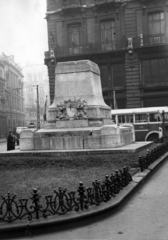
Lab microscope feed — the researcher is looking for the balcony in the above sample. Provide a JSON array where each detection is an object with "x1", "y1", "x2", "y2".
[
  {"x1": 133, "y1": 34, "x2": 167, "y2": 48},
  {"x1": 95, "y1": 0, "x2": 116, "y2": 4},
  {"x1": 101, "y1": 42, "x2": 116, "y2": 51},
  {"x1": 56, "y1": 39, "x2": 127, "y2": 57},
  {"x1": 62, "y1": 0, "x2": 84, "y2": 9}
]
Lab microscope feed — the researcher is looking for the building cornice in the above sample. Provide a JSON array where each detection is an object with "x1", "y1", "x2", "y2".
[
  {"x1": 0, "y1": 54, "x2": 23, "y2": 77},
  {"x1": 46, "y1": 0, "x2": 125, "y2": 16},
  {"x1": 5, "y1": 61, "x2": 24, "y2": 77}
]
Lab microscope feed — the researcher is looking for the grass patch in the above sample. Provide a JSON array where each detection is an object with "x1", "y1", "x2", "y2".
[{"x1": 0, "y1": 144, "x2": 156, "y2": 198}]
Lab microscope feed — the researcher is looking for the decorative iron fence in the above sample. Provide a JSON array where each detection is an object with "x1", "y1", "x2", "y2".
[
  {"x1": 138, "y1": 140, "x2": 168, "y2": 172},
  {"x1": 1, "y1": 141, "x2": 168, "y2": 224},
  {"x1": 0, "y1": 167, "x2": 132, "y2": 223}
]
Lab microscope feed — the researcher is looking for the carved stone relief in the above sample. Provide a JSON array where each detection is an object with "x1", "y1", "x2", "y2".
[{"x1": 56, "y1": 98, "x2": 88, "y2": 121}]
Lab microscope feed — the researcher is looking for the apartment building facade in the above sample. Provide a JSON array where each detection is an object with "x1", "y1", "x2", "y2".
[
  {"x1": 0, "y1": 53, "x2": 25, "y2": 136},
  {"x1": 45, "y1": 0, "x2": 168, "y2": 109},
  {"x1": 0, "y1": 60, "x2": 7, "y2": 139}
]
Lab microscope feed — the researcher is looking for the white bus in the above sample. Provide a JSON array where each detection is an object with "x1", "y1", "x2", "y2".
[{"x1": 111, "y1": 106, "x2": 168, "y2": 142}]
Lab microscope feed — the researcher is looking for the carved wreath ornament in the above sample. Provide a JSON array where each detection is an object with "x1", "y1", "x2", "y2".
[{"x1": 56, "y1": 98, "x2": 88, "y2": 121}]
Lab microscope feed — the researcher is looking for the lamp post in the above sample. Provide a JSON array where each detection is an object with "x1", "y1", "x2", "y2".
[
  {"x1": 33, "y1": 85, "x2": 40, "y2": 129},
  {"x1": 36, "y1": 85, "x2": 40, "y2": 129}
]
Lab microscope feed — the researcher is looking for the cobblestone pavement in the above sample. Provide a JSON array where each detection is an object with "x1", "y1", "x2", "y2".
[{"x1": 8, "y1": 157, "x2": 168, "y2": 240}]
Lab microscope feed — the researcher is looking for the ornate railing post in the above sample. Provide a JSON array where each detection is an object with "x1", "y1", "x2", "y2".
[
  {"x1": 146, "y1": 149, "x2": 150, "y2": 167},
  {"x1": 110, "y1": 173, "x2": 115, "y2": 197},
  {"x1": 77, "y1": 182, "x2": 88, "y2": 210},
  {"x1": 124, "y1": 167, "x2": 132, "y2": 182},
  {"x1": 139, "y1": 156, "x2": 144, "y2": 172},
  {"x1": 31, "y1": 189, "x2": 41, "y2": 219},
  {"x1": 114, "y1": 170, "x2": 120, "y2": 194},
  {"x1": 103, "y1": 175, "x2": 111, "y2": 201},
  {"x1": 92, "y1": 180, "x2": 103, "y2": 205},
  {"x1": 119, "y1": 169, "x2": 124, "y2": 188}
]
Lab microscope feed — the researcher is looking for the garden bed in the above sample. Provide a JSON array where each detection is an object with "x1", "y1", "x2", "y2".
[{"x1": 0, "y1": 143, "x2": 156, "y2": 198}]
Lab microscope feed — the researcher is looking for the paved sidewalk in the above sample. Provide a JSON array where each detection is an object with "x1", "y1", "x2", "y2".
[{"x1": 0, "y1": 138, "x2": 6, "y2": 143}]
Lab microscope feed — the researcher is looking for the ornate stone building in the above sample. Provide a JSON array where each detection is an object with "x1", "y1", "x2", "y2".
[
  {"x1": 0, "y1": 59, "x2": 7, "y2": 139},
  {"x1": 45, "y1": 0, "x2": 168, "y2": 109},
  {"x1": 0, "y1": 53, "x2": 25, "y2": 136}
]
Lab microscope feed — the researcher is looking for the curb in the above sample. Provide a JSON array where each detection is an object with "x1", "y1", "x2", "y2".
[
  {"x1": 0, "y1": 151, "x2": 168, "y2": 238},
  {"x1": 0, "y1": 142, "x2": 153, "y2": 157}
]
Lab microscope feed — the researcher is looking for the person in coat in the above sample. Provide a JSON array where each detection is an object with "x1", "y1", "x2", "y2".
[{"x1": 7, "y1": 132, "x2": 14, "y2": 151}]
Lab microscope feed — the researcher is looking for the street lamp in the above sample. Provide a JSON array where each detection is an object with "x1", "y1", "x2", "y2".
[{"x1": 33, "y1": 85, "x2": 40, "y2": 130}]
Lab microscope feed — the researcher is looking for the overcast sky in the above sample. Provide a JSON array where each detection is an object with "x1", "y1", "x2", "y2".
[{"x1": 0, "y1": 0, "x2": 48, "y2": 66}]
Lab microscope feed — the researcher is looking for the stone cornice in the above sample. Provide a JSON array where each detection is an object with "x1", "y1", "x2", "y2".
[
  {"x1": 46, "y1": 1, "x2": 125, "y2": 16},
  {"x1": 2, "y1": 61, "x2": 24, "y2": 78}
]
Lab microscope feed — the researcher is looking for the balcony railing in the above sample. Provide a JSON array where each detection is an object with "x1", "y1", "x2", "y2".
[
  {"x1": 95, "y1": 0, "x2": 115, "y2": 5},
  {"x1": 62, "y1": 0, "x2": 83, "y2": 8},
  {"x1": 133, "y1": 34, "x2": 167, "y2": 48},
  {"x1": 56, "y1": 39, "x2": 127, "y2": 57}
]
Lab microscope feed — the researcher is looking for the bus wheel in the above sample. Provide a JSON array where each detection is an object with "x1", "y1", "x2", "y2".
[{"x1": 147, "y1": 133, "x2": 159, "y2": 142}]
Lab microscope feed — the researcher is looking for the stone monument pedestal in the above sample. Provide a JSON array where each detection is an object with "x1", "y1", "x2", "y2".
[{"x1": 20, "y1": 60, "x2": 135, "y2": 151}]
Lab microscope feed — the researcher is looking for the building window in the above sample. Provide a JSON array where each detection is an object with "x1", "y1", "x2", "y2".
[
  {"x1": 34, "y1": 74, "x2": 37, "y2": 82},
  {"x1": 148, "y1": 12, "x2": 165, "y2": 44},
  {"x1": 100, "y1": 20, "x2": 115, "y2": 51},
  {"x1": 148, "y1": 12, "x2": 164, "y2": 35},
  {"x1": 27, "y1": 74, "x2": 32, "y2": 82},
  {"x1": 100, "y1": 20, "x2": 115, "y2": 43},
  {"x1": 29, "y1": 98, "x2": 33, "y2": 106},
  {"x1": 40, "y1": 98, "x2": 44, "y2": 105},
  {"x1": 38, "y1": 73, "x2": 42, "y2": 81},
  {"x1": 29, "y1": 87, "x2": 33, "y2": 93},
  {"x1": 100, "y1": 65, "x2": 109, "y2": 88},
  {"x1": 142, "y1": 58, "x2": 168, "y2": 85},
  {"x1": 112, "y1": 64, "x2": 125, "y2": 87},
  {"x1": 68, "y1": 24, "x2": 81, "y2": 47},
  {"x1": 100, "y1": 63, "x2": 125, "y2": 89},
  {"x1": 144, "y1": 97, "x2": 168, "y2": 107},
  {"x1": 39, "y1": 87, "x2": 43, "y2": 93},
  {"x1": 0, "y1": 69, "x2": 3, "y2": 78}
]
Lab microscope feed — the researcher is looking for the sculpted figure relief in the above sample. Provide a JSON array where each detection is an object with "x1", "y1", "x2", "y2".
[{"x1": 56, "y1": 98, "x2": 88, "y2": 121}]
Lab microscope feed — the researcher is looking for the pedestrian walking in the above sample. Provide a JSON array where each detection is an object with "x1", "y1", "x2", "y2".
[{"x1": 7, "y1": 132, "x2": 14, "y2": 151}]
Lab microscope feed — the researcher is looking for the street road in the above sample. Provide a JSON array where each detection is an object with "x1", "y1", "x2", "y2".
[
  {"x1": 0, "y1": 141, "x2": 19, "y2": 152},
  {"x1": 10, "y1": 157, "x2": 168, "y2": 240},
  {"x1": 0, "y1": 142, "x2": 7, "y2": 152}
]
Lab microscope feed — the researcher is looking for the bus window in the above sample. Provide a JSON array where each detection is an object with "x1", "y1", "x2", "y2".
[
  {"x1": 164, "y1": 113, "x2": 168, "y2": 121},
  {"x1": 118, "y1": 115, "x2": 125, "y2": 124},
  {"x1": 112, "y1": 115, "x2": 116, "y2": 123},
  {"x1": 125, "y1": 115, "x2": 133, "y2": 123},
  {"x1": 149, "y1": 113, "x2": 161, "y2": 122},
  {"x1": 135, "y1": 114, "x2": 148, "y2": 123}
]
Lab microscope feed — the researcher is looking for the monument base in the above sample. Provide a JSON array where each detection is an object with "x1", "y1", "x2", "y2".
[{"x1": 20, "y1": 124, "x2": 135, "y2": 151}]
